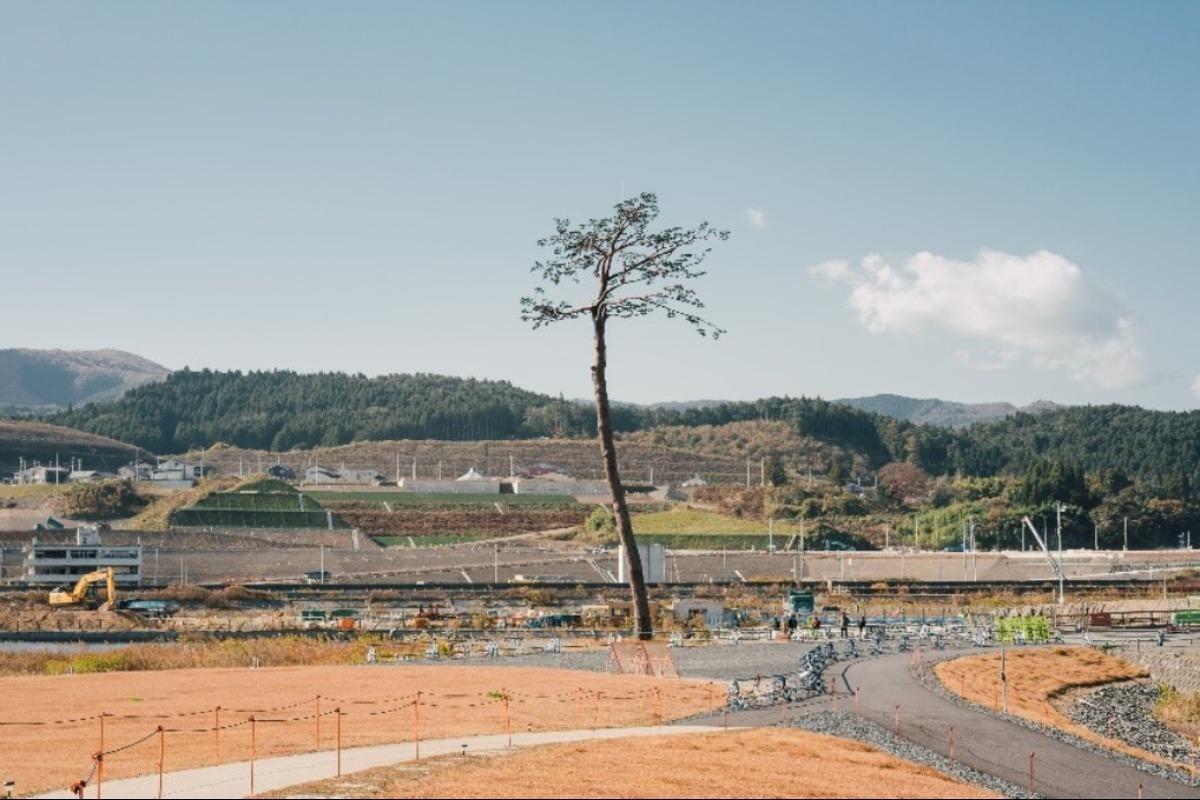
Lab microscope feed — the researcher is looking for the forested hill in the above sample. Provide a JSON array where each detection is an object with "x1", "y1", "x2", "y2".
[
  {"x1": 950, "y1": 405, "x2": 1200, "y2": 482},
  {"x1": 32, "y1": 369, "x2": 1200, "y2": 483},
  {"x1": 37, "y1": 370, "x2": 903, "y2": 458}
]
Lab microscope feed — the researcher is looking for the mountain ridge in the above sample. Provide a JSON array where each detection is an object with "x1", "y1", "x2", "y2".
[
  {"x1": 0, "y1": 348, "x2": 169, "y2": 409},
  {"x1": 835, "y1": 393, "x2": 1062, "y2": 428}
]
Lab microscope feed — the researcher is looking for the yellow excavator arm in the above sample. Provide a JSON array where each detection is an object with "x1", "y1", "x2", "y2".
[{"x1": 48, "y1": 567, "x2": 116, "y2": 608}]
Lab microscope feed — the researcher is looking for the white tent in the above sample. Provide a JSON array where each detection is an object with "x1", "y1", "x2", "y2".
[{"x1": 457, "y1": 467, "x2": 487, "y2": 481}]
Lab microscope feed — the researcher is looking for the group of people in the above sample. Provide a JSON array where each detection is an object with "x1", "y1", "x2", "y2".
[{"x1": 772, "y1": 611, "x2": 869, "y2": 639}]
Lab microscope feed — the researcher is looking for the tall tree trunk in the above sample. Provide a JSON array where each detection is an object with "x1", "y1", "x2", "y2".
[{"x1": 591, "y1": 312, "x2": 654, "y2": 639}]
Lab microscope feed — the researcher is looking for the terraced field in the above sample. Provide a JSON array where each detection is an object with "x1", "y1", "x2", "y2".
[
  {"x1": 305, "y1": 491, "x2": 580, "y2": 508},
  {"x1": 170, "y1": 482, "x2": 345, "y2": 529}
]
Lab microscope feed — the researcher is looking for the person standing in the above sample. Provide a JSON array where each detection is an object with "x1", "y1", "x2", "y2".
[
  {"x1": 840, "y1": 611, "x2": 850, "y2": 639},
  {"x1": 858, "y1": 614, "x2": 867, "y2": 639}
]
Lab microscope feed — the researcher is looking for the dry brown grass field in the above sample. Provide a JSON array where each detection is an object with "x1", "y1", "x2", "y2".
[
  {"x1": 0, "y1": 664, "x2": 720, "y2": 796},
  {"x1": 264, "y1": 727, "x2": 998, "y2": 799}
]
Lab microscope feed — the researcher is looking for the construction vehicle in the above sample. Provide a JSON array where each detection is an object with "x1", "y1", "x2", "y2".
[{"x1": 48, "y1": 567, "x2": 117, "y2": 610}]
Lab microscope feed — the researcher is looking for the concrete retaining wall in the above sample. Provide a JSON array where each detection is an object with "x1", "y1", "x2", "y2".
[
  {"x1": 398, "y1": 480, "x2": 501, "y2": 494},
  {"x1": 1120, "y1": 649, "x2": 1200, "y2": 693}
]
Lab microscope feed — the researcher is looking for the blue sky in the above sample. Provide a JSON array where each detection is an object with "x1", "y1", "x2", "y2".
[{"x1": 2, "y1": 2, "x2": 1197, "y2": 408}]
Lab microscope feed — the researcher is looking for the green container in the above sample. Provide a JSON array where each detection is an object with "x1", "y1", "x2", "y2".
[{"x1": 788, "y1": 589, "x2": 814, "y2": 614}]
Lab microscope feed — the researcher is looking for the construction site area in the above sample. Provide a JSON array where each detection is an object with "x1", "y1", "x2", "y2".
[{"x1": 3, "y1": 477, "x2": 1200, "y2": 799}]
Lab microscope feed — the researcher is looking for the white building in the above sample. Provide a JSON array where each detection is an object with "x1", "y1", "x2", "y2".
[
  {"x1": 119, "y1": 463, "x2": 153, "y2": 481},
  {"x1": 68, "y1": 470, "x2": 114, "y2": 483},
  {"x1": 617, "y1": 542, "x2": 667, "y2": 583},
  {"x1": 303, "y1": 465, "x2": 384, "y2": 485},
  {"x1": 151, "y1": 459, "x2": 214, "y2": 482},
  {"x1": 13, "y1": 466, "x2": 71, "y2": 485},
  {"x1": 23, "y1": 526, "x2": 143, "y2": 586}
]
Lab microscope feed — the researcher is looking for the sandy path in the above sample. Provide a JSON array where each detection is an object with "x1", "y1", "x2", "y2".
[{"x1": 33, "y1": 726, "x2": 730, "y2": 799}]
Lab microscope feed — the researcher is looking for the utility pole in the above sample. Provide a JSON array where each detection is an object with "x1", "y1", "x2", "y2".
[
  {"x1": 1056, "y1": 503, "x2": 1064, "y2": 557},
  {"x1": 396, "y1": 452, "x2": 401, "y2": 484},
  {"x1": 799, "y1": 520, "x2": 805, "y2": 581},
  {"x1": 970, "y1": 519, "x2": 977, "y2": 582},
  {"x1": 1094, "y1": 521, "x2": 1099, "y2": 551},
  {"x1": 412, "y1": 457, "x2": 417, "y2": 481},
  {"x1": 760, "y1": 458, "x2": 765, "y2": 487},
  {"x1": 745, "y1": 459, "x2": 751, "y2": 488},
  {"x1": 768, "y1": 517, "x2": 774, "y2": 552},
  {"x1": 962, "y1": 518, "x2": 967, "y2": 571},
  {"x1": 1123, "y1": 516, "x2": 1128, "y2": 551}
]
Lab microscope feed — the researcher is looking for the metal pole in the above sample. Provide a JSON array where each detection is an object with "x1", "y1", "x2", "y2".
[
  {"x1": 1056, "y1": 503, "x2": 1063, "y2": 556},
  {"x1": 504, "y1": 696, "x2": 512, "y2": 745},
  {"x1": 97, "y1": 714, "x2": 105, "y2": 800},
  {"x1": 157, "y1": 726, "x2": 164, "y2": 800},
  {"x1": 214, "y1": 706, "x2": 220, "y2": 761},
  {"x1": 316, "y1": 696, "x2": 321, "y2": 748},
  {"x1": 1001, "y1": 646, "x2": 1008, "y2": 712},
  {"x1": 414, "y1": 692, "x2": 421, "y2": 761},
  {"x1": 336, "y1": 708, "x2": 342, "y2": 776},
  {"x1": 249, "y1": 717, "x2": 256, "y2": 799}
]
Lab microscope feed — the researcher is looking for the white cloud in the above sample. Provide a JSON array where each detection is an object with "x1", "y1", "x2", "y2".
[
  {"x1": 809, "y1": 259, "x2": 849, "y2": 281},
  {"x1": 1192, "y1": 374, "x2": 1200, "y2": 401},
  {"x1": 743, "y1": 208, "x2": 767, "y2": 230},
  {"x1": 811, "y1": 249, "x2": 1146, "y2": 389}
]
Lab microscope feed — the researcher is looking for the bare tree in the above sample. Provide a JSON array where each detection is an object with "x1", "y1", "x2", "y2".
[{"x1": 521, "y1": 192, "x2": 728, "y2": 639}]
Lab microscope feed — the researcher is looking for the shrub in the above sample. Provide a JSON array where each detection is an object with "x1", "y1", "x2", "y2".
[{"x1": 57, "y1": 479, "x2": 146, "y2": 520}]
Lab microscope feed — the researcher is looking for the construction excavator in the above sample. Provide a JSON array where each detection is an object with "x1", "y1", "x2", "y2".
[{"x1": 48, "y1": 567, "x2": 117, "y2": 611}]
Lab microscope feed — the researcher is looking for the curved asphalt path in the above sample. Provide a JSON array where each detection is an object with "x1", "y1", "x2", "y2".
[
  {"x1": 837, "y1": 653, "x2": 1196, "y2": 799},
  {"x1": 697, "y1": 649, "x2": 1197, "y2": 798}
]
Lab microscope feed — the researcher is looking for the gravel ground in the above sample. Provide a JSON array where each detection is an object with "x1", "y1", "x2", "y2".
[
  {"x1": 460, "y1": 640, "x2": 812, "y2": 681},
  {"x1": 913, "y1": 656, "x2": 1200, "y2": 788},
  {"x1": 1063, "y1": 682, "x2": 1198, "y2": 764},
  {"x1": 787, "y1": 710, "x2": 1036, "y2": 798}
]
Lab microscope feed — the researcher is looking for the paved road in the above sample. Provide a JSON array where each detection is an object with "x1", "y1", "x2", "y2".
[
  {"x1": 33, "y1": 725, "x2": 731, "y2": 800},
  {"x1": 838, "y1": 653, "x2": 1197, "y2": 799}
]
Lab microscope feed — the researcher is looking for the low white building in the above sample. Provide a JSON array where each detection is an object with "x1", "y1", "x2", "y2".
[
  {"x1": 510, "y1": 471, "x2": 610, "y2": 495},
  {"x1": 304, "y1": 466, "x2": 384, "y2": 485},
  {"x1": 118, "y1": 463, "x2": 153, "y2": 481},
  {"x1": 13, "y1": 466, "x2": 71, "y2": 485},
  {"x1": 617, "y1": 542, "x2": 667, "y2": 583},
  {"x1": 68, "y1": 470, "x2": 114, "y2": 483},
  {"x1": 151, "y1": 459, "x2": 214, "y2": 482},
  {"x1": 24, "y1": 526, "x2": 143, "y2": 586},
  {"x1": 672, "y1": 600, "x2": 725, "y2": 627}
]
